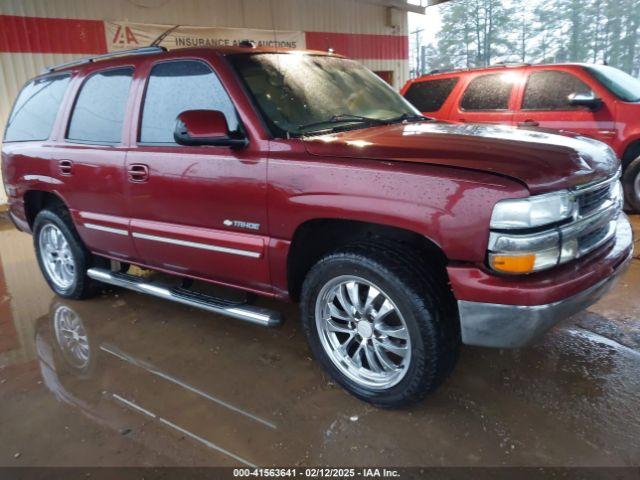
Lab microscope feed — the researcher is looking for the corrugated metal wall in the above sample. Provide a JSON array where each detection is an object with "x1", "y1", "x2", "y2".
[
  {"x1": 0, "y1": 0, "x2": 410, "y2": 205},
  {"x1": 0, "y1": 0, "x2": 407, "y2": 35}
]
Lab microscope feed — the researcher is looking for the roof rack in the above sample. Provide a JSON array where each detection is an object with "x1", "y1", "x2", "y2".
[
  {"x1": 491, "y1": 62, "x2": 530, "y2": 67},
  {"x1": 42, "y1": 46, "x2": 166, "y2": 74},
  {"x1": 420, "y1": 62, "x2": 532, "y2": 77}
]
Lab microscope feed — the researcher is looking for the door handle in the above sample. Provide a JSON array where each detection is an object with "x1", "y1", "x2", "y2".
[
  {"x1": 59, "y1": 160, "x2": 73, "y2": 176},
  {"x1": 517, "y1": 120, "x2": 540, "y2": 127},
  {"x1": 128, "y1": 164, "x2": 149, "y2": 183}
]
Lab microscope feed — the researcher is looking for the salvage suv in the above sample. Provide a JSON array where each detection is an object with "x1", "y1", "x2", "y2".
[
  {"x1": 401, "y1": 63, "x2": 640, "y2": 211},
  {"x1": 2, "y1": 46, "x2": 633, "y2": 407}
]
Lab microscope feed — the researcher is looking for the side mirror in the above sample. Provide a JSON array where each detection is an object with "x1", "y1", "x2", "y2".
[
  {"x1": 568, "y1": 92, "x2": 603, "y2": 111},
  {"x1": 174, "y1": 110, "x2": 247, "y2": 148}
]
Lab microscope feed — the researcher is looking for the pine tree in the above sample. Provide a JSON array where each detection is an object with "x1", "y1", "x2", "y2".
[
  {"x1": 433, "y1": 0, "x2": 517, "y2": 69},
  {"x1": 419, "y1": 0, "x2": 640, "y2": 77},
  {"x1": 530, "y1": 1, "x2": 563, "y2": 63},
  {"x1": 619, "y1": 0, "x2": 640, "y2": 74},
  {"x1": 435, "y1": 0, "x2": 473, "y2": 69}
]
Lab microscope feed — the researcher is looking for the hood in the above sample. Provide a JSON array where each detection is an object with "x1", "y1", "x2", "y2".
[{"x1": 303, "y1": 122, "x2": 619, "y2": 194}]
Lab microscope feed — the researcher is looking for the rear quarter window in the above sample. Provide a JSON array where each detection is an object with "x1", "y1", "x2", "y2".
[
  {"x1": 4, "y1": 74, "x2": 70, "y2": 142},
  {"x1": 403, "y1": 77, "x2": 459, "y2": 112}
]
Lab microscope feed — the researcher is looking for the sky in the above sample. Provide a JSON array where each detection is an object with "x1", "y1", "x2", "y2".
[{"x1": 408, "y1": 4, "x2": 442, "y2": 45}]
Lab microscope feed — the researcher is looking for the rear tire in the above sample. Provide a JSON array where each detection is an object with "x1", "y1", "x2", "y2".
[
  {"x1": 622, "y1": 156, "x2": 640, "y2": 213},
  {"x1": 33, "y1": 207, "x2": 106, "y2": 299},
  {"x1": 300, "y1": 242, "x2": 459, "y2": 408}
]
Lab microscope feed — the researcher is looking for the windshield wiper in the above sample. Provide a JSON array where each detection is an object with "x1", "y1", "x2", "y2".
[
  {"x1": 297, "y1": 113, "x2": 434, "y2": 136},
  {"x1": 298, "y1": 114, "x2": 388, "y2": 132},
  {"x1": 383, "y1": 113, "x2": 435, "y2": 124}
]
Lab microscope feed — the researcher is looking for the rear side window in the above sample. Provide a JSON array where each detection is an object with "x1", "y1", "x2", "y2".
[
  {"x1": 4, "y1": 75, "x2": 70, "y2": 142},
  {"x1": 67, "y1": 67, "x2": 134, "y2": 144},
  {"x1": 461, "y1": 74, "x2": 513, "y2": 111},
  {"x1": 404, "y1": 78, "x2": 459, "y2": 112},
  {"x1": 523, "y1": 70, "x2": 593, "y2": 110},
  {"x1": 140, "y1": 60, "x2": 238, "y2": 144}
]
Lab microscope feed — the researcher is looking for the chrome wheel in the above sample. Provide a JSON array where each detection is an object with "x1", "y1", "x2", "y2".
[
  {"x1": 39, "y1": 224, "x2": 76, "y2": 289},
  {"x1": 315, "y1": 276, "x2": 411, "y2": 390},
  {"x1": 53, "y1": 305, "x2": 90, "y2": 370},
  {"x1": 634, "y1": 171, "x2": 640, "y2": 202}
]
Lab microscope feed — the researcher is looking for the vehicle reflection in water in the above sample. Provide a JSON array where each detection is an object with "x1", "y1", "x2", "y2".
[{"x1": 36, "y1": 299, "x2": 300, "y2": 466}]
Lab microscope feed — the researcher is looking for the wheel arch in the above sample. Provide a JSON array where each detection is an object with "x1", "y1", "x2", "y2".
[
  {"x1": 286, "y1": 218, "x2": 448, "y2": 301},
  {"x1": 622, "y1": 138, "x2": 640, "y2": 171},
  {"x1": 23, "y1": 190, "x2": 68, "y2": 229}
]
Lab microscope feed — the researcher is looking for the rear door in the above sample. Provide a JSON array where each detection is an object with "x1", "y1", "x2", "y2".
[
  {"x1": 52, "y1": 66, "x2": 138, "y2": 261},
  {"x1": 452, "y1": 71, "x2": 522, "y2": 125},
  {"x1": 513, "y1": 68, "x2": 617, "y2": 144},
  {"x1": 125, "y1": 58, "x2": 271, "y2": 293}
]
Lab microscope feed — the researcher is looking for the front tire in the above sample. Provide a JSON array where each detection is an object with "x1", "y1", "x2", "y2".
[
  {"x1": 623, "y1": 156, "x2": 640, "y2": 213},
  {"x1": 33, "y1": 207, "x2": 105, "y2": 299},
  {"x1": 300, "y1": 243, "x2": 459, "y2": 408}
]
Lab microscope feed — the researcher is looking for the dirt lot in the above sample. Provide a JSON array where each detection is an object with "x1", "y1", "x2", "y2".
[{"x1": 0, "y1": 215, "x2": 639, "y2": 467}]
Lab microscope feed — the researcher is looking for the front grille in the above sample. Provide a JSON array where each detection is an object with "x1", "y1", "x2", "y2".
[
  {"x1": 578, "y1": 223, "x2": 610, "y2": 253},
  {"x1": 577, "y1": 183, "x2": 611, "y2": 216}
]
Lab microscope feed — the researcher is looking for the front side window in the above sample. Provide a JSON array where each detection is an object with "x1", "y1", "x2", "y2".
[
  {"x1": 522, "y1": 70, "x2": 592, "y2": 110},
  {"x1": 140, "y1": 60, "x2": 238, "y2": 144},
  {"x1": 4, "y1": 74, "x2": 70, "y2": 142},
  {"x1": 67, "y1": 67, "x2": 133, "y2": 144},
  {"x1": 404, "y1": 77, "x2": 459, "y2": 113},
  {"x1": 461, "y1": 73, "x2": 514, "y2": 111},
  {"x1": 227, "y1": 53, "x2": 418, "y2": 137}
]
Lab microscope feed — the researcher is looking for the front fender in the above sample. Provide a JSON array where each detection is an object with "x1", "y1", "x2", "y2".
[{"x1": 267, "y1": 154, "x2": 527, "y2": 263}]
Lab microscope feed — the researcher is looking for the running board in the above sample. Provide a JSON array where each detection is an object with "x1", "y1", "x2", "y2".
[{"x1": 87, "y1": 268, "x2": 282, "y2": 327}]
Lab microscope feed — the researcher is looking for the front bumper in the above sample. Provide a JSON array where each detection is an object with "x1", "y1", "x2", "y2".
[{"x1": 457, "y1": 215, "x2": 633, "y2": 348}]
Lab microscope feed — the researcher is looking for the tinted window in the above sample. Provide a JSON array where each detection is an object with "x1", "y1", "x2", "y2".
[
  {"x1": 523, "y1": 71, "x2": 593, "y2": 110},
  {"x1": 461, "y1": 74, "x2": 514, "y2": 110},
  {"x1": 404, "y1": 78, "x2": 459, "y2": 112},
  {"x1": 4, "y1": 75, "x2": 70, "y2": 142},
  {"x1": 68, "y1": 68, "x2": 133, "y2": 143},
  {"x1": 140, "y1": 60, "x2": 238, "y2": 143}
]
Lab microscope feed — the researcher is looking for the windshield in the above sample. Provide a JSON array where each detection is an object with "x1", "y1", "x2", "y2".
[
  {"x1": 585, "y1": 65, "x2": 640, "y2": 102},
  {"x1": 228, "y1": 53, "x2": 420, "y2": 136}
]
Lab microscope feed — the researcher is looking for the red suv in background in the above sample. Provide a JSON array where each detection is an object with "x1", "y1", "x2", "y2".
[{"x1": 401, "y1": 63, "x2": 640, "y2": 211}]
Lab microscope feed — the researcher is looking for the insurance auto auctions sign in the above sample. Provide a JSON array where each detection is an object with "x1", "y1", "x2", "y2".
[{"x1": 105, "y1": 21, "x2": 306, "y2": 52}]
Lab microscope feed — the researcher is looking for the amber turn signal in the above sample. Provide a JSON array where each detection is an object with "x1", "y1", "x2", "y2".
[{"x1": 490, "y1": 253, "x2": 536, "y2": 274}]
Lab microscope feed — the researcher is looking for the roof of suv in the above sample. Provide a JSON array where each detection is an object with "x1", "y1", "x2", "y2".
[
  {"x1": 41, "y1": 45, "x2": 342, "y2": 77},
  {"x1": 410, "y1": 62, "x2": 594, "y2": 82}
]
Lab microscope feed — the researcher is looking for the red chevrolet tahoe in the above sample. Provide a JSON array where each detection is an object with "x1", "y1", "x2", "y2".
[
  {"x1": 1, "y1": 46, "x2": 633, "y2": 407},
  {"x1": 401, "y1": 63, "x2": 640, "y2": 211}
]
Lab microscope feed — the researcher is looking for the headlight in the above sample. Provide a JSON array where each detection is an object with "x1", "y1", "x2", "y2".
[
  {"x1": 490, "y1": 191, "x2": 576, "y2": 230},
  {"x1": 487, "y1": 180, "x2": 621, "y2": 274}
]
